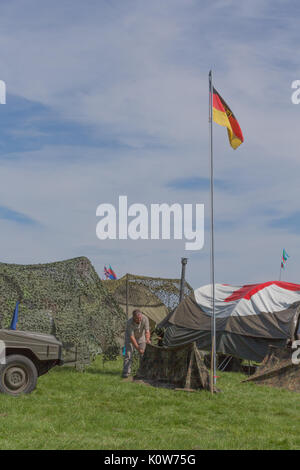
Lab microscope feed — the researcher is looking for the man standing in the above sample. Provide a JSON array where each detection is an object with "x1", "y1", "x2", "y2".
[{"x1": 122, "y1": 309, "x2": 151, "y2": 378}]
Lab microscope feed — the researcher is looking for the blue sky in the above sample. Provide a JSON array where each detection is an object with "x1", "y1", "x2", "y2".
[{"x1": 0, "y1": 0, "x2": 300, "y2": 287}]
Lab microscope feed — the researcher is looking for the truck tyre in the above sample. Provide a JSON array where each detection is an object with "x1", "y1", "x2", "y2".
[{"x1": 0, "y1": 355, "x2": 38, "y2": 396}]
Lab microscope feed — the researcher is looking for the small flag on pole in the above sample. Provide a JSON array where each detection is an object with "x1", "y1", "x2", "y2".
[
  {"x1": 212, "y1": 87, "x2": 244, "y2": 149},
  {"x1": 281, "y1": 249, "x2": 290, "y2": 269},
  {"x1": 108, "y1": 265, "x2": 117, "y2": 279},
  {"x1": 10, "y1": 301, "x2": 19, "y2": 330},
  {"x1": 104, "y1": 265, "x2": 117, "y2": 280}
]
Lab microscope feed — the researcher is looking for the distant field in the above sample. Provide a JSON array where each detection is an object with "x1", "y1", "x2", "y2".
[{"x1": 0, "y1": 357, "x2": 299, "y2": 450}]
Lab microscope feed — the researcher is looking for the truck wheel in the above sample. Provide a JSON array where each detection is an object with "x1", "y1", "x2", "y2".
[{"x1": 0, "y1": 355, "x2": 38, "y2": 396}]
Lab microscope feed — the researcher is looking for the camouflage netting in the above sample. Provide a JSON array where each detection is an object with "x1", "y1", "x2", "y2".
[
  {"x1": 0, "y1": 257, "x2": 126, "y2": 367},
  {"x1": 244, "y1": 346, "x2": 300, "y2": 392},
  {"x1": 104, "y1": 273, "x2": 193, "y2": 320},
  {"x1": 135, "y1": 342, "x2": 211, "y2": 391}
]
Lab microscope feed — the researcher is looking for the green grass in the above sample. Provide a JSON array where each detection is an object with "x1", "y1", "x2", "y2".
[{"x1": 0, "y1": 356, "x2": 300, "y2": 450}]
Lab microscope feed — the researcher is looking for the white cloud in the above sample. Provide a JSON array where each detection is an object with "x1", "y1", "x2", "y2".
[{"x1": 0, "y1": 0, "x2": 299, "y2": 288}]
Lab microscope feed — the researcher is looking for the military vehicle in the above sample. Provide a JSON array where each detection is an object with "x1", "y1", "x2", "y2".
[{"x1": 0, "y1": 329, "x2": 63, "y2": 396}]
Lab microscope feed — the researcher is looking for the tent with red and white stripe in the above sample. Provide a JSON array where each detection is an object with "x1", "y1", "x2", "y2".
[{"x1": 161, "y1": 281, "x2": 300, "y2": 362}]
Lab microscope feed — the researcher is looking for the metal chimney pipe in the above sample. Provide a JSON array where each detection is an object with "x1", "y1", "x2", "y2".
[{"x1": 179, "y1": 258, "x2": 188, "y2": 303}]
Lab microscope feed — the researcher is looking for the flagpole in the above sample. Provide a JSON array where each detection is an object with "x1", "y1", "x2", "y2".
[
  {"x1": 209, "y1": 70, "x2": 216, "y2": 392},
  {"x1": 279, "y1": 264, "x2": 282, "y2": 281},
  {"x1": 279, "y1": 249, "x2": 283, "y2": 281}
]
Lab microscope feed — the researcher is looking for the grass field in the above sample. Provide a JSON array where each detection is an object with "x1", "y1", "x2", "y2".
[{"x1": 0, "y1": 356, "x2": 299, "y2": 450}]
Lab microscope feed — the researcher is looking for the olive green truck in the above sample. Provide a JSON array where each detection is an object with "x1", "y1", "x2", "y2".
[{"x1": 0, "y1": 329, "x2": 63, "y2": 396}]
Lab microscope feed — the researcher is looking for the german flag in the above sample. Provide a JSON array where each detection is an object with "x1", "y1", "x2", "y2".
[{"x1": 212, "y1": 88, "x2": 244, "y2": 149}]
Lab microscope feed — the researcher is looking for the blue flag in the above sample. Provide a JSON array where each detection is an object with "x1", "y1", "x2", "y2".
[
  {"x1": 281, "y1": 249, "x2": 290, "y2": 270},
  {"x1": 10, "y1": 301, "x2": 19, "y2": 330}
]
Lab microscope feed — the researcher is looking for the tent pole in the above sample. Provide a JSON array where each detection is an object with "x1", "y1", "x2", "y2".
[
  {"x1": 126, "y1": 274, "x2": 129, "y2": 318},
  {"x1": 209, "y1": 70, "x2": 216, "y2": 393}
]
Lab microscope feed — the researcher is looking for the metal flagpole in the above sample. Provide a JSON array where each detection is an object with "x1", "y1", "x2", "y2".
[
  {"x1": 209, "y1": 70, "x2": 216, "y2": 392},
  {"x1": 279, "y1": 251, "x2": 283, "y2": 281},
  {"x1": 279, "y1": 264, "x2": 282, "y2": 281}
]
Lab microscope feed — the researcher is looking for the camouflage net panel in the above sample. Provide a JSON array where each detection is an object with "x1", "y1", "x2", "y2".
[
  {"x1": 135, "y1": 343, "x2": 211, "y2": 391},
  {"x1": 104, "y1": 273, "x2": 193, "y2": 314},
  {"x1": 0, "y1": 257, "x2": 126, "y2": 367},
  {"x1": 244, "y1": 346, "x2": 300, "y2": 392}
]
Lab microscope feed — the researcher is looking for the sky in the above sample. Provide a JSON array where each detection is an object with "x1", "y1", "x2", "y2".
[{"x1": 0, "y1": 0, "x2": 300, "y2": 288}]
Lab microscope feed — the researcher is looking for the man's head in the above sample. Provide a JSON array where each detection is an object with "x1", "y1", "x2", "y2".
[{"x1": 132, "y1": 309, "x2": 143, "y2": 324}]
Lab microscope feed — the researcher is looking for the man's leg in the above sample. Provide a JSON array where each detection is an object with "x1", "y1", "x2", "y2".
[{"x1": 122, "y1": 343, "x2": 133, "y2": 378}]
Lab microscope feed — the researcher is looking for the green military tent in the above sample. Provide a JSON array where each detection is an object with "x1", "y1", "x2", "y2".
[{"x1": 0, "y1": 257, "x2": 126, "y2": 366}]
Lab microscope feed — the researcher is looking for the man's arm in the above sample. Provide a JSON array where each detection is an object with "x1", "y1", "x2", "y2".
[
  {"x1": 144, "y1": 316, "x2": 151, "y2": 344},
  {"x1": 145, "y1": 330, "x2": 151, "y2": 344}
]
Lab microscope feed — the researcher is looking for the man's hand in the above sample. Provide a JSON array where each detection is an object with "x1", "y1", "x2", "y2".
[
  {"x1": 130, "y1": 335, "x2": 139, "y2": 351},
  {"x1": 138, "y1": 347, "x2": 144, "y2": 355}
]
